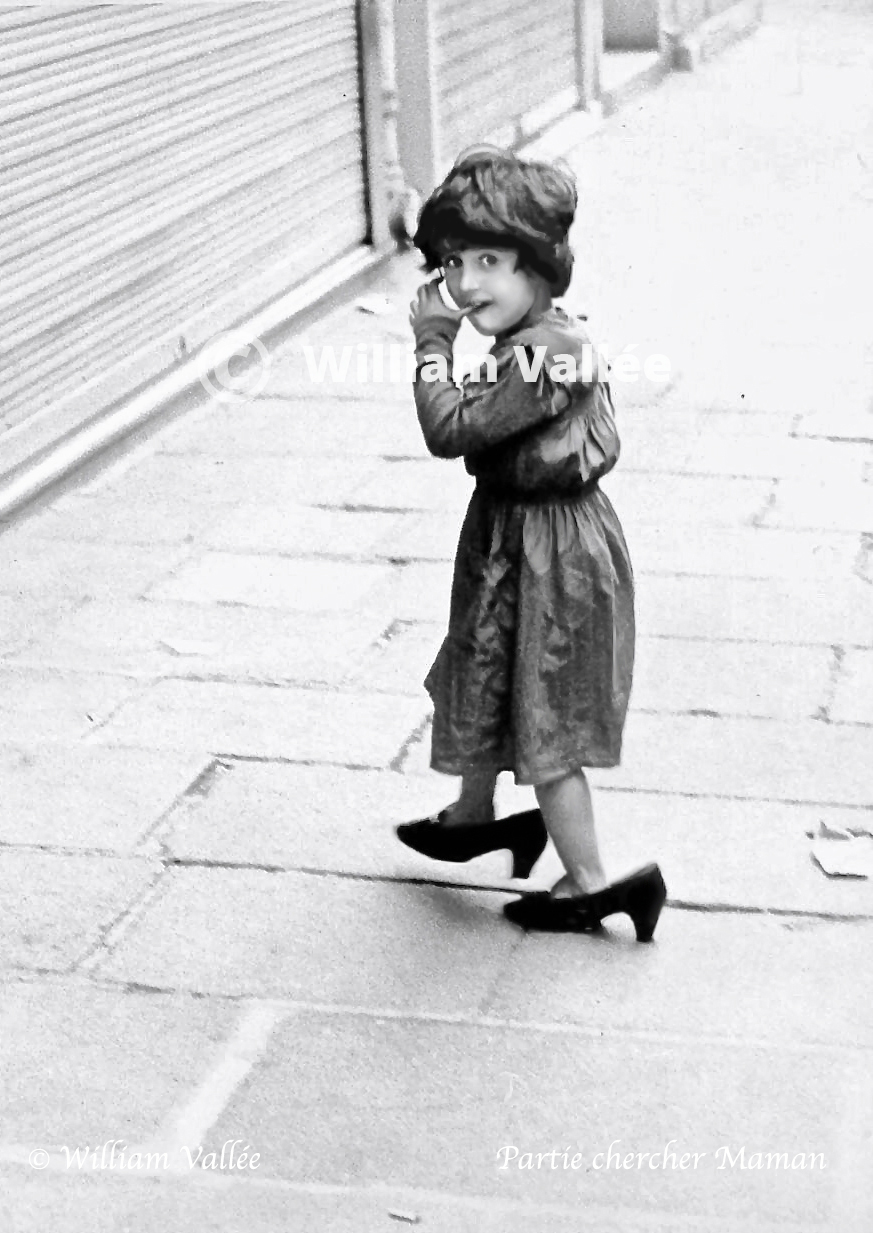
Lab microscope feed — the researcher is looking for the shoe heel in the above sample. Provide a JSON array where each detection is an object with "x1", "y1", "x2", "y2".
[
  {"x1": 627, "y1": 868, "x2": 667, "y2": 943},
  {"x1": 508, "y1": 811, "x2": 549, "y2": 880},
  {"x1": 630, "y1": 908, "x2": 660, "y2": 944},
  {"x1": 510, "y1": 845, "x2": 540, "y2": 880}
]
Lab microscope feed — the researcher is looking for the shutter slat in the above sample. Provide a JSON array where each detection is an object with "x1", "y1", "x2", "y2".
[
  {"x1": 2, "y1": 44, "x2": 359, "y2": 218},
  {"x1": 2, "y1": 116, "x2": 364, "y2": 329},
  {"x1": 0, "y1": 19, "x2": 352, "y2": 164},
  {"x1": 3, "y1": 170, "x2": 366, "y2": 419},
  {"x1": 0, "y1": 7, "x2": 338, "y2": 121},
  {"x1": 0, "y1": 1, "x2": 369, "y2": 435},
  {"x1": 433, "y1": 0, "x2": 578, "y2": 154}
]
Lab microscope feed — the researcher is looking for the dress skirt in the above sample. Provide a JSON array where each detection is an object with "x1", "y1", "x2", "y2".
[{"x1": 425, "y1": 483, "x2": 635, "y2": 786}]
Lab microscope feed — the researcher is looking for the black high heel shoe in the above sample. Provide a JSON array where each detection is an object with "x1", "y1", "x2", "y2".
[
  {"x1": 502, "y1": 864, "x2": 667, "y2": 941},
  {"x1": 395, "y1": 808, "x2": 548, "y2": 880}
]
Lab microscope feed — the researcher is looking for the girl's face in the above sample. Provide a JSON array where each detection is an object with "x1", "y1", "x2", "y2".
[{"x1": 440, "y1": 245, "x2": 550, "y2": 335}]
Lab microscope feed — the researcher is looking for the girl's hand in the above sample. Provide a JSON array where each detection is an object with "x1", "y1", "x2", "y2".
[{"x1": 409, "y1": 278, "x2": 471, "y2": 334}]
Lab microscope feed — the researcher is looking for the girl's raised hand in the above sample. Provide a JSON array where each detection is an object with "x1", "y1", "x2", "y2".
[{"x1": 409, "y1": 278, "x2": 472, "y2": 333}]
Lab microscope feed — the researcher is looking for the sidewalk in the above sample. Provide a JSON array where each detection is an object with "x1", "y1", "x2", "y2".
[{"x1": 1, "y1": 1, "x2": 872, "y2": 1229}]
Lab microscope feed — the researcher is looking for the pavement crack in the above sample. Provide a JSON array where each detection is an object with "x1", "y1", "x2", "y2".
[
  {"x1": 165, "y1": 856, "x2": 290, "y2": 875},
  {"x1": 316, "y1": 501, "x2": 416, "y2": 515},
  {"x1": 853, "y1": 532, "x2": 873, "y2": 584},
  {"x1": 184, "y1": 758, "x2": 234, "y2": 798},
  {"x1": 669, "y1": 899, "x2": 872, "y2": 923},
  {"x1": 150, "y1": 861, "x2": 873, "y2": 923},
  {"x1": 812, "y1": 644, "x2": 845, "y2": 723},
  {"x1": 389, "y1": 712, "x2": 431, "y2": 772},
  {"x1": 76, "y1": 867, "x2": 173, "y2": 974},
  {"x1": 750, "y1": 478, "x2": 778, "y2": 527},
  {"x1": 134, "y1": 757, "x2": 230, "y2": 859}
]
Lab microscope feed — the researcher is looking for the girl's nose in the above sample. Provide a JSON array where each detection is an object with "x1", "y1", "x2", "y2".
[{"x1": 458, "y1": 267, "x2": 478, "y2": 294}]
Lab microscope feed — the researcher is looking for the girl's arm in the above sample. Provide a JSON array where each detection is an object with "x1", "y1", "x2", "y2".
[{"x1": 412, "y1": 315, "x2": 562, "y2": 461}]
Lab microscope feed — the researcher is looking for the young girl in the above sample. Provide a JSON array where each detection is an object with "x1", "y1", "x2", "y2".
[{"x1": 395, "y1": 148, "x2": 666, "y2": 941}]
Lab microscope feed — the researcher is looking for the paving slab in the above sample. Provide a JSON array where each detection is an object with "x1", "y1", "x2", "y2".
[
  {"x1": 635, "y1": 574, "x2": 873, "y2": 645},
  {"x1": 0, "y1": 669, "x2": 140, "y2": 743},
  {"x1": 163, "y1": 755, "x2": 873, "y2": 911},
  {"x1": 352, "y1": 629, "x2": 832, "y2": 718},
  {"x1": 350, "y1": 460, "x2": 475, "y2": 512},
  {"x1": 0, "y1": 980, "x2": 236, "y2": 1141},
  {"x1": 367, "y1": 560, "x2": 455, "y2": 624},
  {"x1": 404, "y1": 713, "x2": 873, "y2": 808},
  {"x1": 395, "y1": 736, "x2": 873, "y2": 912},
  {"x1": 23, "y1": 458, "x2": 383, "y2": 550},
  {"x1": 269, "y1": 300, "x2": 412, "y2": 356},
  {"x1": 146, "y1": 551, "x2": 394, "y2": 612},
  {"x1": 0, "y1": 746, "x2": 207, "y2": 851},
  {"x1": 23, "y1": 494, "x2": 237, "y2": 549},
  {"x1": 371, "y1": 513, "x2": 460, "y2": 563},
  {"x1": 347, "y1": 621, "x2": 444, "y2": 695},
  {"x1": 601, "y1": 473, "x2": 771, "y2": 527},
  {"x1": 0, "y1": 852, "x2": 158, "y2": 970},
  {"x1": 162, "y1": 761, "x2": 536, "y2": 888},
  {"x1": 630, "y1": 638, "x2": 831, "y2": 719},
  {"x1": 624, "y1": 436, "x2": 869, "y2": 484},
  {"x1": 10, "y1": 600, "x2": 389, "y2": 687},
  {"x1": 203, "y1": 504, "x2": 402, "y2": 558},
  {"x1": 0, "y1": 592, "x2": 72, "y2": 657},
  {"x1": 585, "y1": 790, "x2": 873, "y2": 917},
  {"x1": 831, "y1": 649, "x2": 873, "y2": 725},
  {"x1": 0, "y1": 1170, "x2": 830, "y2": 1233},
  {"x1": 626, "y1": 523, "x2": 858, "y2": 579},
  {"x1": 210, "y1": 1010, "x2": 856, "y2": 1226},
  {"x1": 89, "y1": 679, "x2": 429, "y2": 765},
  {"x1": 488, "y1": 912, "x2": 873, "y2": 1046},
  {"x1": 685, "y1": 437, "x2": 869, "y2": 483},
  {"x1": 264, "y1": 362, "x2": 416, "y2": 405},
  {"x1": 158, "y1": 397, "x2": 429, "y2": 459},
  {"x1": 605, "y1": 712, "x2": 873, "y2": 807},
  {"x1": 265, "y1": 346, "x2": 416, "y2": 407},
  {"x1": 97, "y1": 868, "x2": 518, "y2": 1007},
  {"x1": 0, "y1": 534, "x2": 188, "y2": 601},
  {"x1": 663, "y1": 366, "x2": 867, "y2": 420},
  {"x1": 795, "y1": 410, "x2": 873, "y2": 442},
  {"x1": 618, "y1": 430, "x2": 694, "y2": 474},
  {"x1": 265, "y1": 337, "x2": 415, "y2": 388},
  {"x1": 761, "y1": 480, "x2": 872, "y2": 533},
  {"x1": 99, "y1": 455, "x2": 385, "y2": 510},
  {"x1": 622, "y1": 404, "x2": 797, "y2": 439}
]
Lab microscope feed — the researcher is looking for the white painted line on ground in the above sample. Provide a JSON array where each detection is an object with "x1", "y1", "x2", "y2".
[
  {"x1": 0, "y1": 1002, "x2": 291, "y2": 1178},
  {"x1": 132, "y1": 999, "x2": 291, "y2": 1171}
]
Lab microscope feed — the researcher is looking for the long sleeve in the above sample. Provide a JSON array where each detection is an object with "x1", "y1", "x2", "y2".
[{"x1": 412, "y1": 319, "x2": 560, "y2": 460}]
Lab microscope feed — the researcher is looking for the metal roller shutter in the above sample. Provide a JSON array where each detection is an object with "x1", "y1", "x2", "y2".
[
  {"x1": 0, "y1": 1, "x2": 369, "y2": 441},
  {"x1": 432, "y1": 0, "x2": 578, "y2": 157}
]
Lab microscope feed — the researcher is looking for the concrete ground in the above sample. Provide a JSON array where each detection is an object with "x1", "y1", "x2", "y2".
[{"x1": 1, "y1": 0, "x2": 872, "y2": 1229}]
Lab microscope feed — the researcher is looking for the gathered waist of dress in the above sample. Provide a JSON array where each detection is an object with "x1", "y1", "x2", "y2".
[{"x1": 475, "y1": 478, "x2": 601, "y2": 506}]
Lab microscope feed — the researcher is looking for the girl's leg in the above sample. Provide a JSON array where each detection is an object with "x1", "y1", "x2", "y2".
[
  {"x1": 441, "y1": 767, "x2": 498, "y2": 827},
  {"x1": 534, "y1": 770, "x2": 608, "y2": 897}
]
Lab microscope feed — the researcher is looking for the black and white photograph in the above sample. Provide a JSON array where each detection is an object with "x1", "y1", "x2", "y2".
[{"x1": 0, "y1": 0, "x2": 871, "y2": 1228}]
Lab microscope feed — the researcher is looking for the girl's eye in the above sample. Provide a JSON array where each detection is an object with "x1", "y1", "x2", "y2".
[
  {"x1": 443, "y1": 256, "x2": 460, "y2": 270},
  {"x1": 480, "y1": 254, "x2": 497, "y2": 266}
]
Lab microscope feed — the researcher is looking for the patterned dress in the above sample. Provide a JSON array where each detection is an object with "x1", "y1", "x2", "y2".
[{"x1": 413, "y1": 306, "x2": 635, "y2": 786}]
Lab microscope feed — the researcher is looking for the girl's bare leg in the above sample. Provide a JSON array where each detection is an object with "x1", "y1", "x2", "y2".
[
  {"x1": 441, "y1": 767, "x2": 498, "y2": 827},
  {"x1": 534, "y1": 770, "x2": 608, "y2": 897}
]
